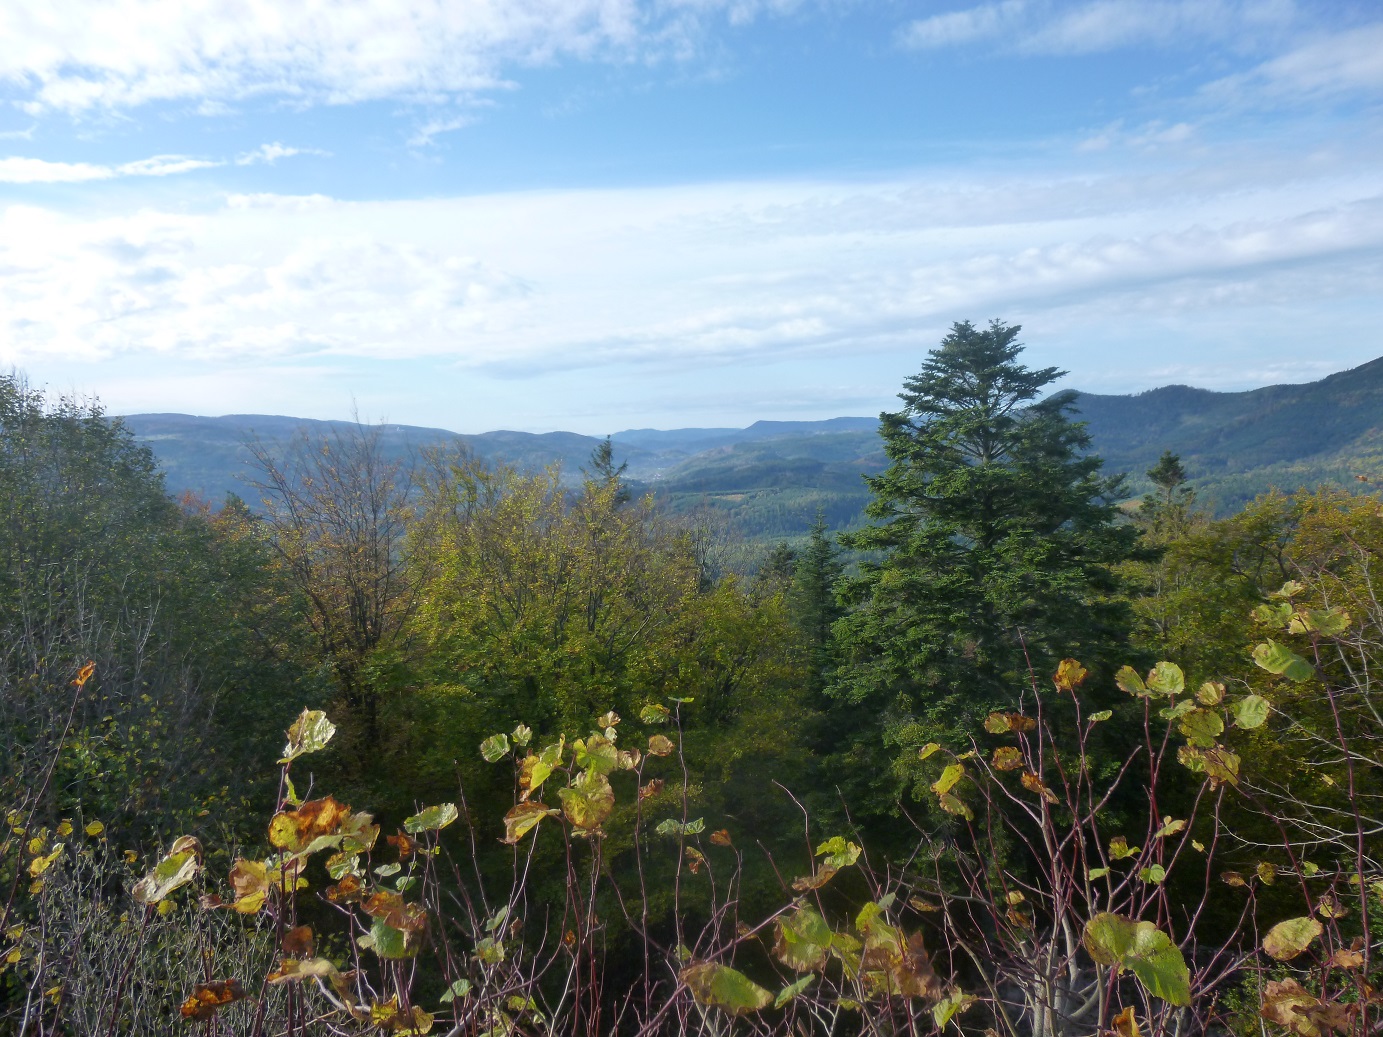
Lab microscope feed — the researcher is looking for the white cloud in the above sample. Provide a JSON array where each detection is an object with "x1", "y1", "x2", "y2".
[
  {"x1": 1078, "y1": 119, "x2": 1196, "y2": 152},
  {"x1": 2, "y1": 141, "x2": 1381, "y2": 386},
  {"x1": 897, "y1": 1, "x2": 1026, "y2": 49},
  {"x1": 0, "y1": 152, "x2": 218, "y2": 183},
  {"x1": 0, "y1": 157, "x2": 114, "y2": 183},
  {"x1": 235, "y1": 142, "x2": 323, "y2": 166},
  {"x1": 0, "y1": 0, "x2": 796, "y2": 116},
  {"x1": 1202, "y1": 21, "x2": 1383, "y2": 105},
  {"x1": 407, "y1": 117, "x2": 477, "y2": 149},
  {"x1": 900, "y1": 0, "x2": 1299, "y2": 54}
]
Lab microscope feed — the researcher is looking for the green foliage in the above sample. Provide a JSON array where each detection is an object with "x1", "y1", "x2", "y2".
[
  {"x1": 1082, "y1": 913, "x2": 1191, "y2": 1006},
  {"x1": 829, "y1": 320, "x2": 1139, "y2": 798}
]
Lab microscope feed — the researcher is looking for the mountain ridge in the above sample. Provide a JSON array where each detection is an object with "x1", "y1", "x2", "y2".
[{"x1": 120, "y1": 356, "x2": 1383, "y2": 541}]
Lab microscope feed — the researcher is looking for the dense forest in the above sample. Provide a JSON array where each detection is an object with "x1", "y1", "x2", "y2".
[{"x1": 2, "y1": 320, "x2": 1381, "y2": 1037}]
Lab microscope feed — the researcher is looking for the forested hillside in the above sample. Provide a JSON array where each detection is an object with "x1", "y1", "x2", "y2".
[
  {"x1": 126, "y1": 356, "x2": 1383, "y2": 546},
  {"x1": 5, "y1": 327, "x2": 1383, "y2": 1036}
]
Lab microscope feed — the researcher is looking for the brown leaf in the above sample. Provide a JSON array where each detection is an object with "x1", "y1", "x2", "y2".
[
  {"x1": 387, "y1": 833, "x2": 416, "y2": 859},
  {"x1": 1021, "y1": 772, "x2": 1059, "y2": 804},
  {"x1": 792, "y1": 864, "x2": 839, "y2": 892},
  {"x1": 326, "y1": 873, "x2": 364, "y2": 904},
  {"x1": 500, "y1": 802, "x2": 559, "y2": 845},
  {"x1": 179, "y1": 979, "x2": 245, "y2": 1020},
  {"x1": 985, "y1": 712, "x2": 1036, "y2": 734},
  {"x1": 363, "y1": 891, "x2": 428, "y2": 933},
  {"x1": 648, "y1": 734, "x2": 675, "y2": 757},
  {"x1": 709, "y1": 829, "x2": 733, "y2": 847},
  {"x1": 282, "y1": 924, "x2": 314, "y2": 957},
  {"x1": 639, "y1": 778, "x2": 664, "y2": 802},
  {"x1": 268, "y1": 796, "x2": 351, "y2": 854},
  {"x1": 892, "y1": 930, "x2": 944, "y2": 1000},
  {"x1": 1262, "y1": 980, "x2": 1353, "y2": 1037},
  {"x1": 1331, "y1": 949, "x2": 1365, "y2": 969}
]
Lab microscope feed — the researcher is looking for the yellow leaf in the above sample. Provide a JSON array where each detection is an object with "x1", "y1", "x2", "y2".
[
  {"x1": 1053, "y1": 658, "x2": 1088, "y2": 692},
  {"x1": 932, "y1": 764, "x2": 964, "y2": 796}
]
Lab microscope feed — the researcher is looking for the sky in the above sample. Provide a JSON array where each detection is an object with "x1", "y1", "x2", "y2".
[{"x1": 1, "y1": 0, "x2": 1381, "y2": 434}]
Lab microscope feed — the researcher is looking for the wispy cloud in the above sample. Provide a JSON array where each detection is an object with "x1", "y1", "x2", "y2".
[
  {"x1": 897, "y1": 0, "x2": 1027, "y2": 49},
  {"x1": 0, "y1": 153, "x2": 218, "y2": 183},
  {"x1": 407, "y1": 116, "x2": 476, "y2": 149},
  {"x1": 0, "y1": 0, "x2": 797, "y2": 116},
  {"x1": 899, "y1": 0, "x2": 1299, "y2": 55},
  {"x1": 1201, "y1": 21, "x2": 1383, "y2": 105},
  {"x1": 235, "y1": 142, "x2": 324, "y2": 166}
]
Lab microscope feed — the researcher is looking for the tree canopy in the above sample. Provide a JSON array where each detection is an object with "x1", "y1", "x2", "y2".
[{"x1": 830, "y1": 320, "x2": 1140, "y2": 793}]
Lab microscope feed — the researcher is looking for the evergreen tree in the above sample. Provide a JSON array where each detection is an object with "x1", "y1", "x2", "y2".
[
  {"x1": 1139, "y1": 450, "x2": 1196, "y2": 540},
  {"x1": 830, "y1": 320, "x2": 1139, "y2": 795},
  {"x1": 790, "y1": 512, "x2": 843, "y2": 695},
  {"x1": 583, "y1": 436, "x2": 630, "y2": 506},
  {"x1": 752, "y1": 541, "x2": 797, "y2": 599}
]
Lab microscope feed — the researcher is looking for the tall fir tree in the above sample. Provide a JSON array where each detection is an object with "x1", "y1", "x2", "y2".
[
  {"x1": 790, "y1": 511, "x2": 844, "y2": 697},
  {"x1": 1139, "y1": 450, "x2": 1196, "y2": 541},
  {"x1": 830, "y1": 320, "x2": 1139, "y2": 797},
  {"x1": 583, "y1": 435, "x2": 631, "y2": 506}
]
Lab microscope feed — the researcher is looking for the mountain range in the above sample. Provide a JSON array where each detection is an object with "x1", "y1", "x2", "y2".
[{"x1": 123, "y1": 356, "x2": 1383, "y2": 544}]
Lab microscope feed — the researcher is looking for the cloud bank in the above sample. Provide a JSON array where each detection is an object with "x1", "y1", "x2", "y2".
[
  {"x1": 3, "y1": 141, "x2": 1380, "y2": 394},
  {"x1": 0, "y1": 0, "x2": 800, "y2": 115}
]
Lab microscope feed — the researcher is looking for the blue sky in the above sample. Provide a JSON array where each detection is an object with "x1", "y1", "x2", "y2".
[{"x1": 1, "y1": 0, "x2": 1381, "y2": 433}]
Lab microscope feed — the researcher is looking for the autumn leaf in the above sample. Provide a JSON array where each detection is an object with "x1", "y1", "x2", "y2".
[
  {"x1": 932, "y1": 764, "x2": 964, "y2": 796},
  {"x1": 269, "y1": 797, "x2": 351, "y2": 854},
  {"x1": 179, "y1": 979, "x2": 245, "y2": 1019},
  {"x1": 991, "y1": 746, "x2": 1023, "y2": 771},
  {"x1": 680, "y1": 961, "x2": 772, "y2": 1016},
  {"x1": 1053, "y1": 658, "x2": 1088, "y2": 692},
  {"x1": 229, "y1": 858, "x2": 269, "y2": 914},
  {"x1": 558, "y1": 770, "x2": 614, "y2": 831},
  {"x1": 501, "y1": 802, "x2": 559, "y2": 845},
  {"x1": 280, "y1": 709, "x2": 336, "y2": 763},
  {"x1": 1263, "y1": 917, "x2": 1322, "y2": 961},
  {"x1": 282, "y1": 925, "x2": 314, "y2": 957},
  {"x1": 132, "y1": 837, "x2": 202, "y2": 905},
  {"x1": 1021, "y1": 772, "x2": 1058, "y2": 804}
]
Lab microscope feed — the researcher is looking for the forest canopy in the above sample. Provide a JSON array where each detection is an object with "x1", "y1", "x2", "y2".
[{"x1": 2, "y1": 326, "x2": 1381, "y2": 1037}]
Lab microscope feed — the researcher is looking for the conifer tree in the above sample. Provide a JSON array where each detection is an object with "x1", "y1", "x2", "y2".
[
  {"x1": 583, "y1": 436, "x2": 630, "y2": 506},
  {"x1": 1140, "y1": 450, "x2": 1196, "y2": 540},
  {"x1": 830, "y1": 320, "x2": 1138, "y2": 792},
  {"x1": 791, "y1": 512, "x2": 843, "y2": 695}
]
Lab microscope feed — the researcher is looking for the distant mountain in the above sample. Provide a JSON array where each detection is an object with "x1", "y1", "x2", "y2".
[
  {"x1": 121, "y1": 356, "x2": 1383, "y2": 542},
  {"x1": 1071, "y1": 355, "x2": 1383, "y2": 511}
]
